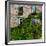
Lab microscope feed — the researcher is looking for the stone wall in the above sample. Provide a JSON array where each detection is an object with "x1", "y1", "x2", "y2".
[{"x1": 10, "y1": 4, "x2": 42, "y2": 28}]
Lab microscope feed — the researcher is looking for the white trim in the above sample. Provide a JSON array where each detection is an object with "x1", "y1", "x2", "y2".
[
  {"x1": 42, "y1": 4, "x2": 44, "y2": 42},
  {"x1": 45, "y1": 3, "x2": 46, "y2": 42},
  {"x1": 8, "y1": 39, "x2": 44, "y2": 44}
]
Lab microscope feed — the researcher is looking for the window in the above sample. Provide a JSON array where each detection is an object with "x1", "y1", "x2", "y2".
[
  {"x1": 31, "y1": 5, "x2": 36, "y2": 15},
  {"x1": 5, "y1": 1, "x2": 45, "y2": 45},
  {"x1": 18, "y1": 7, "x2": 23, "y2": 16}
]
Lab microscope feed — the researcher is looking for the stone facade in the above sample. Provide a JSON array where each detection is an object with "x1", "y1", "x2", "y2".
[{"x1": 10, "y1": 4, "x2": 42, "y2": 27}]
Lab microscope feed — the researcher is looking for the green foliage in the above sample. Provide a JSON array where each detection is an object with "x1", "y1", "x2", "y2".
[
  {"x1": 10, "y1": 12, "x2": 42, "y2": 40},
  {"x1": 37, "y1": 12, "x2": 42, "y2": 20}
]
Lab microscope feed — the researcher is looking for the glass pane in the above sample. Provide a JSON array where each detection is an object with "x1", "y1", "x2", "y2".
[
  {"x1": 32, "y1": 5, "x2": 36, "y2": 13},
  {"x1": 18, "y1": 7, "x2": 23, "y2": 15}
]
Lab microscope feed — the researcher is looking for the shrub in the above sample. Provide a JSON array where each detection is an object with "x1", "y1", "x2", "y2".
[{"x1": 10, "y1": 13, "x2": 42, "y2": 40}]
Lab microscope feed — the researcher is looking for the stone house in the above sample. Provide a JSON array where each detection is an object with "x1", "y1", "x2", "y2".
[{"x1": 10, "y1": 4, "x2": 42, "y2": 27}]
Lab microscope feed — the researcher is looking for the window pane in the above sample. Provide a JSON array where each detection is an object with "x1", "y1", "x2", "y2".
[{"x1": 18, "y1": 7, "x2": 23, "y2": 15}]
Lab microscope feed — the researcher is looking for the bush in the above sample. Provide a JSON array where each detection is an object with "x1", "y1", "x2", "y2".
[{"x1": 10, "y1": 13, "x2": 42, "y2": 40}]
